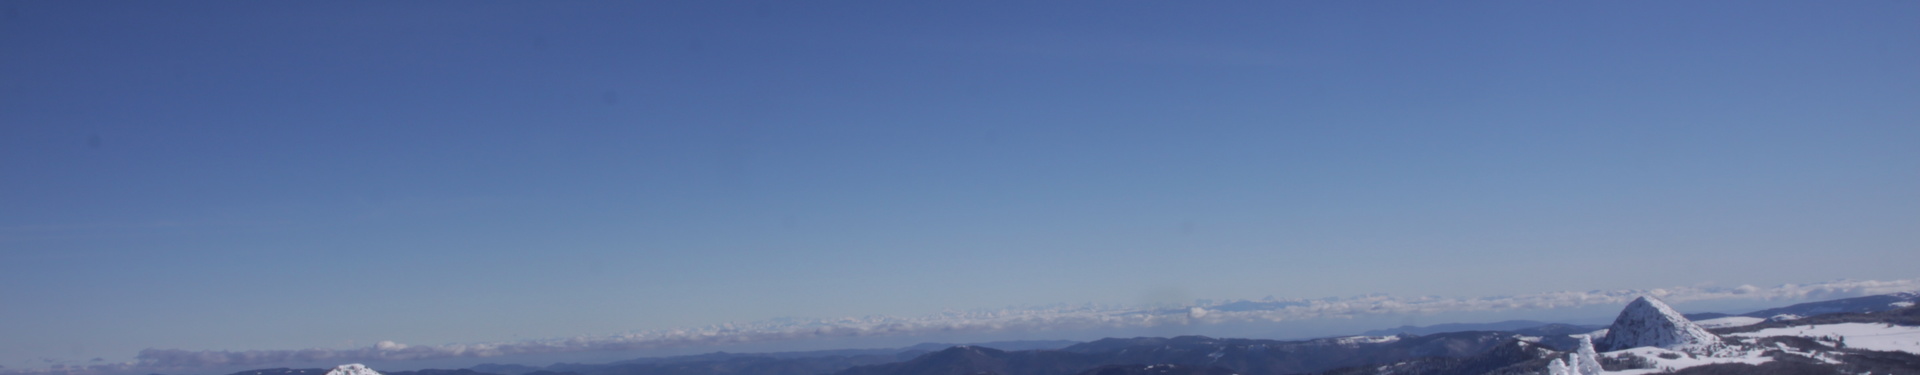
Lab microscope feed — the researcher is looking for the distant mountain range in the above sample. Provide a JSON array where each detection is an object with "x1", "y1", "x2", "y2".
[
  {"x1": 461, "y1": 341, "x2": 1080, "y2": 375},
  {"x1": 843, "y1": 333, "x2": 1527, "y2": 375},
  {"x1": 235, "y1": 368, "x2": 499, "y2": 375},
  {"x1": 230, "y1": 292, "x2": 1920, "y2": 375},
  {"x1": 1736, "y1": 292, "x2": 1920, "y2": 319},
  {"x1": 1362, "y1": 320, "x2": 1573, "y2": 337}
]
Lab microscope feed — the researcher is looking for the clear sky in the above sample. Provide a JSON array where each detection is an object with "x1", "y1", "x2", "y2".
[{"x1": 3, "y1": 0, "x2": 1918, "y2": 372}]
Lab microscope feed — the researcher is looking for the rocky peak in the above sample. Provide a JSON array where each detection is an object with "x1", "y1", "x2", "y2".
[{"x1": 1597, "y1": 296, "x2": 1721, "y2": 351}]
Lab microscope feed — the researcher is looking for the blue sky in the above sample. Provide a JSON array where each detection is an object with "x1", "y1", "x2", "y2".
[{"x1": 3, "y1": 1, "x2": 1918, "y2": 372}]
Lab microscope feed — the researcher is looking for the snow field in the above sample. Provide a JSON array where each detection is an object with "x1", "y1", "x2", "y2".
[{"x1": 1726, "y1": 323, "x2": 1920, "y2": 355}]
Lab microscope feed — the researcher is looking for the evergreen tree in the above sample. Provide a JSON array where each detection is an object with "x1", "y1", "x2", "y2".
[
  {"x1": 1575, "y1": 335, "x2": 1604, "y2": 375},
  {"x1": 1546, "y1": 358, "x2": 1572, "y2": 375}
]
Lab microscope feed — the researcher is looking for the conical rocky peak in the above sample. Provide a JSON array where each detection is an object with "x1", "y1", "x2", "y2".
[{"x1": 1597, "y1": 296, "x2": 1720, "y2": 351}]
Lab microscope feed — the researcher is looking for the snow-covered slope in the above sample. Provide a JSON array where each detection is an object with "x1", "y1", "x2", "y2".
[
  {"x1": 1600, "y1": 346, "x2": 1775, "y2": 375},
  {"x1": 325, "y1": 364, "x2": 381, "y2": 375},
  {"x1": 1726, "y1": 323, "x2": 1920, "y2": 355},
  {"x1": 1597, "y1": 296, "x2": 1722, "y2": 351}
]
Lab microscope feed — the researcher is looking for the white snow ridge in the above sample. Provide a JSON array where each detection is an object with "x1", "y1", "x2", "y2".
[
  {"x1": 325, "y1": 364, "x2": 382, "y2": 375},
  {"x1": 1597, "y1": 296, "x2": 1721, "y2": 351}
]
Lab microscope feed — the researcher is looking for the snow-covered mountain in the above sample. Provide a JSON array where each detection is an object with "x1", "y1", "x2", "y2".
[
  {"x1": 1596, "y1": 296, "x2": 1721, "y2": 351},
  {"x1": 324, "y1": 364, "x2": 381, "y2": 375}
]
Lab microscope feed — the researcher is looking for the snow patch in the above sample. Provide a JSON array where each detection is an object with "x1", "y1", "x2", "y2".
[
  {"x1": 1771, "y1": 342, "x2": 1842, "y2": 364},
  {"x1": 1331, "y1": 335, "x2": 1401, "y2": 345}
]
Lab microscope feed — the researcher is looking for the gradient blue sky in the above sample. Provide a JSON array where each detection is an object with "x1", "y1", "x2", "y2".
[{"x1": 3, "y1": 0, "x2": 1918, "y2": 371}]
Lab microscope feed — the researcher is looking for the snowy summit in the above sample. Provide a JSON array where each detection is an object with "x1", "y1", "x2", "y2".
[
  {"x1": 324, "y1": 364, "x2": 381, "y2": 375},
  {"x1": 1597, "y1": 296, "x2": 1721, "y2": 351}
]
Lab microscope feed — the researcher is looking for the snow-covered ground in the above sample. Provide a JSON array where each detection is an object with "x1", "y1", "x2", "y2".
[
  {"x1": 1726, "y1": 323, "x2": 1920, "y2": 355},
  {"x1": 1599, "y1": 346, "x2": 1773, "y2": 375},
  {"x1": 1692, "y1": 316, "x2": 1764, "y2": 329},
  {"x1": 1565, "y1": 322, "x2": 1920, "y2": 374}
]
